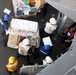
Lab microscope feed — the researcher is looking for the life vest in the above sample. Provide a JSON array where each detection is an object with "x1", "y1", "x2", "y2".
[{"x1": 6, "y1": 60, "x2": 18, "y2": 72}]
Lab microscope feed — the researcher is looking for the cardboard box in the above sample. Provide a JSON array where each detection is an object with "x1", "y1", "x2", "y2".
[
  {"x1": 29, "y1": 37, "x2": 37, "y2": 46},
  {"x1": 35, "y1": 0, "x2": 46, "y2": 9},
  {"x1": 29, "y1": 0, "x2": 35, "y2": 4},
  {"x1": 7, "y1": 34, "x2": 20, "y2": 48}
]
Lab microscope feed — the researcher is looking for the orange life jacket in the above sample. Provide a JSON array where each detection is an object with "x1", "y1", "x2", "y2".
[{"x1": 6, "y1": 60, "x2": 18, "y2": 72}]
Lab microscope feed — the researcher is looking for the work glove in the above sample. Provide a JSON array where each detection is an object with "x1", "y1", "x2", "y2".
[{"x1": 6, "y1": 30, "x2": 9, "y2": 35}]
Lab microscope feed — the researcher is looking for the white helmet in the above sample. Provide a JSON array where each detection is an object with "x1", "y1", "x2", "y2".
[
  {"x1": 22, "y1": 38, "x2": 30, "y2": 45},
  {"x1": 45, "y1": 56, "x2": 53, "y2": 64},
  {"x1": 43, "y1": 59, "x2": 48, "y2": 65},
  {"x1": 49, "y1": 18, "x2": 57, "y2": 24}
]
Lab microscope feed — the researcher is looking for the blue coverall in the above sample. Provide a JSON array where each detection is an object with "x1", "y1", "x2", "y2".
[
  {"x1": 0, "y1": 17, "x2": 8, "y2": 46},
  {"x1": 1, "y1": 17, "x2": 8, "y2": 36},
  {"x1": 39, "y1": 46, "x2": 51, "y2": 57}
]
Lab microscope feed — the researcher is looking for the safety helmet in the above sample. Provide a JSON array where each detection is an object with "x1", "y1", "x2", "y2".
[
  {"x1": 22, "y1": 38, "x2": 30, "y2": 45},
  {"x1": 8, "y1": 56, "x2": 15, "y2": 64},
  {"x1": 49, "y1": 18, "x2": 57, "y2": 25},
  {"x1": 45, "y1": 56, "x2": 53, "y2": 64},
  {"x1": 4, "y1": 14, "x2": 10, "y2": 20},
  {"x1": 43, "y1": 45, "x2": 51, "y2": 51},
  {"x1": 43, "y1": 59, "x2": 48, "y2": 65}
]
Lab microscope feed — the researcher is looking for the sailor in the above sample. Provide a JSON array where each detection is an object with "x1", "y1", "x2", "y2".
[
  {"x1": 6, "y1": 56, "x2": 18, "y2": 74},
  {"x1": 44, "y1": 17, "x2": 57, "y2": 34}
]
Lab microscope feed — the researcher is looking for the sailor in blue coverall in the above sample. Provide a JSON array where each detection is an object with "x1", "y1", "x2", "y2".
[
  {"x1": 0, "y1": 14, "x2": 10, "y2": 36},
  {"x1": 39, "y1": 45, "x2": 51, "y2": 57},
  {"x1": 0, "y1": 14, "x2": 10, "y2": 46}
]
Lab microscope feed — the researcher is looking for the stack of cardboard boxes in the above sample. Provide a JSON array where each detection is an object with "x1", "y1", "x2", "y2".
[{"x1": 7, "y1": 19, "x2": 39, "y2": 49}]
